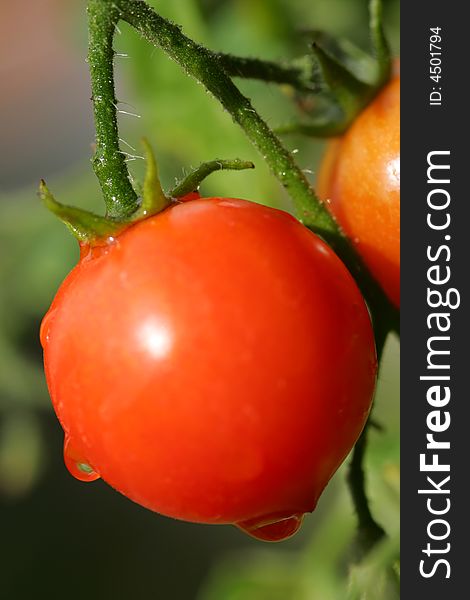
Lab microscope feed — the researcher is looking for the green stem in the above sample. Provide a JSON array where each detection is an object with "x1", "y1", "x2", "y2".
[
  {"x1": 275, "y1": 118, "x2": 346, "y2": 138},
  {"x1": 169, "y1": 159, "x2": 255, "y2": 198},
  {"x1": 215, "y1": 53, "x2": 317, "y2": 92},
  {"x1": 87, "y1": 0, "x2": 139, "y2": 218}
]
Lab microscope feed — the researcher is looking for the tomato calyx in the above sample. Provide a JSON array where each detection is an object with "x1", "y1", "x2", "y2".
[
  {"x1": 277, "y1": 0, "x2": 392, "y2": 138},
  {"x1": 39, "y1": 140, "x2": 255, "y2": 246}
]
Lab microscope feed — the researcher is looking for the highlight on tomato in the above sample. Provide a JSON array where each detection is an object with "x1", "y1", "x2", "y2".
[
  {"x1": 41, "y1": 196, "x2": 377, "y2": 541},
  {"x1": 318, "y1": 74, "x2": 400, "y2": 307}
]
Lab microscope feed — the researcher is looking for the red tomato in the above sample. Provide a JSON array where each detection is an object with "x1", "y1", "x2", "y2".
[
  {"x1": 41, "y1": 197, "x2": 376, "y2": 541},
  {"x1": 318, "y1": 76, "x2": 400, "y2": 307}
]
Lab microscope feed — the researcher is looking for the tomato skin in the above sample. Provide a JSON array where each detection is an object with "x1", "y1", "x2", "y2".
[
  {"x1": 318, "y1": 76, "x2": 400, "y2": 306},
  {"x1": 42, "y1": 197, "x2": 376, "y2": 527}
]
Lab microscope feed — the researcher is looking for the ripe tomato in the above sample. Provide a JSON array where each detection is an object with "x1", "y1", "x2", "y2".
[
  {"x1": 41, "y1": 197, "x2": 377, "y2": 541},
  {"x1": 318, "y1": 75, "x2": 400, "y2": 307}
]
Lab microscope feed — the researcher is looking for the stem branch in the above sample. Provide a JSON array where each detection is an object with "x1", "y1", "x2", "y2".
[
  {"x1": 169, "y1": 159, "x2": 255, "y2": 198},
  {"x1": 215, "y1": 53, "x2": 316, "y2": 92}
]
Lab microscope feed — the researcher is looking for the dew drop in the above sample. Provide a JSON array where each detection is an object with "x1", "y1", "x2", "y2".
[
  {"x1": 39, "y1": 309, "x2": 56, "y2": 348},
  {"x1": 236, "y1": 512, "x2": 304, "y2": 542},
  {"x1": 63, "y1": 435, "x2": 100, "y2": 483},
  {"x1": 79, "y1": 242, "x2": 92, "y2": 261}
]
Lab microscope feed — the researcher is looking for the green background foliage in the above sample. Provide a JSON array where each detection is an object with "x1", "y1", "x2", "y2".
[{"x1": 0, "y1": 0, "x2": 399, "y2": 597}]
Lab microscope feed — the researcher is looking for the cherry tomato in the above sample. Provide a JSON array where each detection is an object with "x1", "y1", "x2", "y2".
[
  {"x1": 318, "y1": 75, "x2": 400, "y2": 306},
  {"x1": 41, "y1": 197, "x2": 377, "y2": 541}
]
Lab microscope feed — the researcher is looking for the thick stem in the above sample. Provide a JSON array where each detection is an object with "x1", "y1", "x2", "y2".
[{"x1": 87, "y1": 0, "x2": 139, "y2": 218}]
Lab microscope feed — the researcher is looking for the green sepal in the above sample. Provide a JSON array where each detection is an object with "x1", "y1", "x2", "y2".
[
  {"x1": 310, "y1": 41, "x2": 371, "y2": 125},
  {"x1": 280, "y1": 0, "x2": 393, "y2": 139},
  {"x1": 308, "y1": 0, "x2": 391, "y2": 125},
  {"x1": 303, "y1": 29, "x2": 378, "y2": 86},
  {"x1": 169, "y1": 159, "x2": 255, "y2": 198},
  {"x1": 132, "y1": 138, "x2": 170, "y2": 219},
  {"x1": 39, "y1": 180, "x2": 128, "y2": 243}
]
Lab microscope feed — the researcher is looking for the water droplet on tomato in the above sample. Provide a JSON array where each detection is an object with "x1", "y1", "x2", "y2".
[
  {"x1": 39, "y1": 309, "x2": 56, "y2": 348},
  {"x1": 236, "y1": 513, "x2": 304, "y2": 542},
  {"x1": 79, "y1": 243, "x2": 92, "y2": 261},
  {"x1": 63, "y1": 435, "x2": 100, "y2": 483}
]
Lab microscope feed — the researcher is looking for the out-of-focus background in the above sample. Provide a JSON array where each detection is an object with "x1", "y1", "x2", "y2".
[{"x1": 0, "y1": 1, "x2": 399, "y2": 598}]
